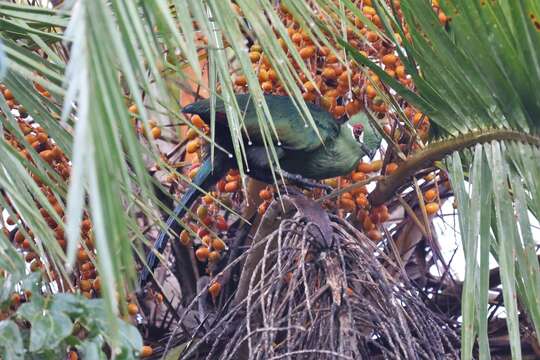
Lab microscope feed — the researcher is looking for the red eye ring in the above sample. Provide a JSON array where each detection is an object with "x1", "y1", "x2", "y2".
[{"x1": 352, "y1": 123, "x2": 364, "y2": 137}]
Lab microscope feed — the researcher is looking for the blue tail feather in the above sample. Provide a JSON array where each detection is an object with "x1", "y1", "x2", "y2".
[{"x1": 139, "y1": 155, "x2": 230, "y2": 287}]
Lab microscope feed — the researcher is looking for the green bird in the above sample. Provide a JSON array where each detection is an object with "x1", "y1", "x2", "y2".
[{"x1": 140, "y1": 94, "x2": 366, "y2": 286}]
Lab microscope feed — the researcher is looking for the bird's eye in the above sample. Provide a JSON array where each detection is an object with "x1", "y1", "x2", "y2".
[{"x1": 352, "y1": 124, "x2": 364, "y2": 141}]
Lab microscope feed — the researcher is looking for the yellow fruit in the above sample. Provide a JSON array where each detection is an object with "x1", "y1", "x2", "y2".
[
  {"x1": 188, "y1": 167, "x2": 199, "y2": 179},
  {"x1": 366, "y1": 84, "x2": 377, "y2": 98},
  {"x1": 179, "y1": 230, "x2": 191, "y2": 246},
  {"x1": 332, "y1": 105, "x2": 346, "y2": 118},
  {"x1": 151, "y1": 127, "x2": 161, "y2": 139},
  {"x1": 93, "y1": 277, "x2": 101, "y2": 291},
  {"x1": 438, "y1": 11, "x2": 448, "y2": 25},
  {"x1": 80, "y1": 279, "x2": 92, "y2": 292},
  {"x1": 345, "y1": 100, "x2": 362, "y2": 116},
  {"x1": 320, "y1": 95, "x2": 335, "y2": 110},
  {"x1": 396, "y1": 65, "x2": 406, "y2": 78},
  {"x1": 363, "y1": 216, "x2": 375, "y2": 231},
  {"x1": 366, "y1": 31, "x2": 379, "y2": 42},
  {"x1": 39, "y1": 150, "x2": 54, "y2": 163},
  {"x1": 196, "y1": 205, "x2": 208, "y2": 219},
  {"x1": 291, "y1": 32, "x2": 303, "y2": 44},
  {"x1": 303, "y1": 81, "x2": 316, "y2": 92},
  {"x1": 258, "y1": 201, "x2": 269, "y2": 215},
  {"x1": 202, "y1": 194, "x2": 214, "y2": 205},
  {"x1": 77, "y1": 250, "x2": 89, "y2": 262},
  {"x1": 371, "y1": 159, "x2": 383, "y2": 172},
  {"x1": 186, "y1": 139, "x2": 200, "y2": 153},
  {"x1": 339, "y1": 198, "x2": 356, "y2": 212},
  {"x1": 363, "y1": 6, "x2": 376, "y2": 16},
  {"x1": 250, "y1": 44, "x2": 262, "y2": 53},
  {"x1": 201, "y1": 235, "x2": 212, "y2": 246},
  {"x1": 186, "y1": 128, "x2": 198, "y2": 140},
  {"x1": 249, "y1": 51, "x2": 261, "y2": 62},
  {"x1": 258, "y1": 69, "x2": 269, "y2": 83}
]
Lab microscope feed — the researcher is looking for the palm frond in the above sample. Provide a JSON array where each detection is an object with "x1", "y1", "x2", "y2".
[{"x1": 337, "y1": 1, "x2": 540, "y2": 357}]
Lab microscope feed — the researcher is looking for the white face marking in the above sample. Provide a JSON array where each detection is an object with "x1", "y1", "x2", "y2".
[{"x1": 347, "y1": 123, "x2": 355, "y2": 138}]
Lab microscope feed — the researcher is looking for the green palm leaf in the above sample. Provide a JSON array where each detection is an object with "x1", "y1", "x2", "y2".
[{"x1": 338, "y1": 1, "x2": 540, "y2": 358}]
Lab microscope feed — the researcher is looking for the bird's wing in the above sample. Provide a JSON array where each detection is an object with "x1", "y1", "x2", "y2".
[
  {"x1": 245, "y1": 145, "x2": 285, "y2": 169},
  {"x1": 182, "y1": 95, "x2": 340, "y2": 152}
]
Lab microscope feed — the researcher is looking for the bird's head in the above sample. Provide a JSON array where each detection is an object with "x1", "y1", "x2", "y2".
[
  {"x1": 336, "y1": 115, "x2": 363, "y2": 142},
  {"x1": 347, "y1": 124, "x2": 364, "y2": 142},
  {"x1": 351, "y1": 123, "x2": 364, "y2": 141}
]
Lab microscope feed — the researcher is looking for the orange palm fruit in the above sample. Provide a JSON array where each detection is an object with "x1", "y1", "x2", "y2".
[
  {"x1": 195, "y1": 246, "x2": 210, "y2": 262},
  {"x1": 208, "y1": 250, "x2": 221, "y2": 263},
  {"x1": 424, "y1": 189, "x2": 437, "y2": 202},
  {"x1": 357, "y1": 162, "x2": 373, "y2": 173},
  {"x1": 127, "y1": 303, "x2": 139, "y2": 316},
  {"x1": 259, "y1": 189, "x2": 273, "y2": 200},
  {"x1": 140, "y1": 346, "x2": 153, "y2": 358},
  {"x1": 425, "y1": 202, "x2": 439, "y2": 215},
  {"x1": 212, "y1": 238, "x2": 226, "y2": 251},
  {"x1": 224, "y1": 181, "x2": 239, "y2": 192},
  {"x1": 385, "y1": 163, "x2": 398, "y2": 174},
  {"x1": 186, "y1": 139, "x2": 200, "y2": 154},
  {"x1": 209, "y1": 281, "x2": 221, "y2": 298},
  {"x1": 367, "y1": 229, "x2": 382, "y2": 242}
]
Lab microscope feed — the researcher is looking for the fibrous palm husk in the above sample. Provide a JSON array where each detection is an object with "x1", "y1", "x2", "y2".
[{"x1": 165, "y1": 194, "x2": 460, "y2": 359}]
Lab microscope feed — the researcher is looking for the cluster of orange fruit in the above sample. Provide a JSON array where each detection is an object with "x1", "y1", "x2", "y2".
[
  {"x1": 155, "y1": 112, "x2": 246, "y2": 300},
  {"x1": 257, "y1": 186, "x2": 274, "y2": 215},
  {"x1": 229, "y1": 0, "x2": 427, "y2": 121},
  {"x1": 234, "y1": 6, "x2": 363, "y2": 119},
  {"x1": 0, "y1": 85, "x2": 154, "y2": 357},
  {"x1": 321, "y1": 161, "x2": 444, "y2": 242},
  {"x1": 432, "y1": 0, "x2": 450, "y2": 26},
  {"x1": 128, "y1": 104, "x2": 162, "y2": 140},
  {"x1": 174, "y1": 0, "x2": 447, "y2": 246},
  {"x1": 321, "y1": 160, "x2": 389, "y2": 241},
  {"x1": 0, "y1": 85, "x2": 104, "y2": 301}
]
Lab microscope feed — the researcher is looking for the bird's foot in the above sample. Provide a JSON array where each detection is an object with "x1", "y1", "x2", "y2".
[{"x1": 281, "y1": 172, "x2": 333, "y2": 194}]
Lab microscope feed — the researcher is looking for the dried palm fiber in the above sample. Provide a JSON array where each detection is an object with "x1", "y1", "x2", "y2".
[{"x1": 168, "y1": 194, "x2": 460, "y2": 359}]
